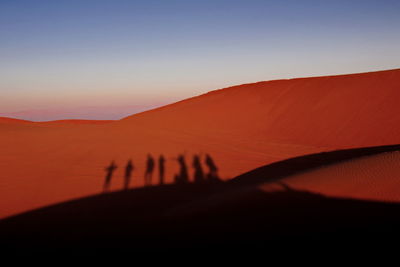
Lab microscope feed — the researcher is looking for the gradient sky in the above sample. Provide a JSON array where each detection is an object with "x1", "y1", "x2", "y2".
[{"x1": 1, "y1": 0, "x2": 399, "y2": 120}]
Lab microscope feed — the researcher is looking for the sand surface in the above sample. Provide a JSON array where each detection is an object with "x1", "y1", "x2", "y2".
[
  {"x1": 0, "y1": 69, "x2": 399, "y2": 218},
  {"x1": 263, "y1": 151, "x2": 400, "y2": 202}
]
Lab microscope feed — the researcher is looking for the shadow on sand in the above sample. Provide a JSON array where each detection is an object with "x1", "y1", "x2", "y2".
[{"x1": 1, "y1": 144, "x2": 400, "y2": 249}]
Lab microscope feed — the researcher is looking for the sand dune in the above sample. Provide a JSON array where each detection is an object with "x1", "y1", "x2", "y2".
[
  {"x1": 0, "y1": 69, "x2": 399, "y2": 218},
  {"x1": 267, "y1": 150, "x2": 400, "y2": 202},
  {"x1": 0, "y1": 117, "x2": 113, "y2": 125},
  {"x1": 2, "y1": 166, "x2": 400, "y2": 248},
  {"x1": 121, "y1": 68, "x2": 400, "y2": 148},
  {"x1": 0, "y1": 117, "x2": 32, "y2": 124}
]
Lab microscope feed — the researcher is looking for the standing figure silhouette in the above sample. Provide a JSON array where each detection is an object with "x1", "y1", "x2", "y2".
[
  {"x1": 144, "y1": 154, "x2": 155, "y2": 186},
  {"x1": 174, "y1": 154, "x2": 189, "y2": 184},
  {"x1": 158, "y1": 155, "x2": 166, "y2": 185},
  {"x1": 192, "y1": 154, "x2": 205, "y2": 183},
  {"x1": 205, "y1": 154, "x2": 219, "y2": 181},
  {"x1": 124, "y1": 159, "x2": 134, "y2": 190},
  {"x1": 104, "y1": 161, "x2": 118, "y2": 193}
]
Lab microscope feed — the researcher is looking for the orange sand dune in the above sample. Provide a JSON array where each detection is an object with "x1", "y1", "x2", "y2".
[
  {"x1": 0, "y1": 69, "x2": 399, "y2": 218},
  {"x1": 0, "y1": 117, "x2": 32, "y2": 124},
  {"x1": 0, "y1": 117, "x2": 113, "y2": 125},
  {"x1": 121, "y1": 68, "x2": 400, "y2": 149},
  {"x1": 39, "y1": 119, "x2": 114, "y2": 125},
  {"x1": 267, "y1": 150, "x2": 400, "y2": 202}
]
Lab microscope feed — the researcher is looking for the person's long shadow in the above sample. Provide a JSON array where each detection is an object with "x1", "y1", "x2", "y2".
[
  {"x1": 192, "y1": 154, "x2": 205, "y2": 183},
  {"x1": 204, "y1": 154, "x2": 220, "y2": 181},
  {"x1": 174, "y1": 154, "x2": 189, "y2": 184},
  {"x1": 158, "y1": 155, "x2": 166, "y2": 186},
  {"x1": 4, "y1": 144, "x2": 400, "y2": 248},
  {"x1": 124, "y1": 160, "x2": 134, "y2": 190},
  {"x1": 103, "y1": 161, "x2": 118, "y2": 193},
  {"x1": 144, "y1": 154, "x2": 155, "y2": 186}
]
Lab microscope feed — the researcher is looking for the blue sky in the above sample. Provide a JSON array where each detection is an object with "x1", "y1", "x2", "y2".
[{"x1": 1, "y1": 0, "x2": 399, "y2": 120}]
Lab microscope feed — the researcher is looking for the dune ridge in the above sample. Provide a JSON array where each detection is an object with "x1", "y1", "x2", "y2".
[{"x1": 0, "y1": 68, "x2": 399, "y2": 218}]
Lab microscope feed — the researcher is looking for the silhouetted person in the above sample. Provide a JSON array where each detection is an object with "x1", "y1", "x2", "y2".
[
  {"x1": 144, "y1": 154, "x2": 155, "y2": 186},
  {"x1": 158, "y1": 155, "x2": 166, "y2": 185},
  {"x1": 124, "y1": 159, "x2": 134, "y2": 190},
  {"x1": 192, "y1": 154, "x2": 205, "y2": 183},
  {"x1": 174, "y1": 154, "x2": 189, "y2": 184},
  {"x1": 104, "y1": 161, "x2": 117, "y2": 193},
  {"x1": 205, "y1": 154, "x2": 219, "y2": 181}
]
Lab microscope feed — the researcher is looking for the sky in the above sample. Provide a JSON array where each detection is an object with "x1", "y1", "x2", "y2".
[{"x1": 0, "y1": 0, "x2": 399, "y2": 121}]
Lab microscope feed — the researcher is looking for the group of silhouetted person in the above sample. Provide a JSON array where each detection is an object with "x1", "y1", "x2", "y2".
[{"x1": 103, "y1": 153, "x2": 219, "y2": 192}]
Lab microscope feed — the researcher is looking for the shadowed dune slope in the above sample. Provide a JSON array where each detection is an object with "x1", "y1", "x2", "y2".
[
  {"x1": 2, "y1": 144, "x2": 400, "y2": 248},
  {"x1": 2, "y1": 165, "x2": 400, "y2": 248},
  {"x1": 0, "y1": 69, "x2": 399, "y2": 218}
]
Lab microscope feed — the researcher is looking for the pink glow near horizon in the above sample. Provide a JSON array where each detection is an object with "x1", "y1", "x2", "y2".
[{"x1": 1, "y1": 1, "x2": 399, "y2": 121}]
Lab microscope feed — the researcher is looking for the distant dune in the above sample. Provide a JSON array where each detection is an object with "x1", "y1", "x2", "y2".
[
  {"x1": 0, "y1": 104, "x2": 164, "y2": 121},
  {"x1": 39, "y1": 119, "x2": 114, "y2": 125},
  {"x1": 0, "y1": 69, "x2": 399, "y2": 218},
  {"x1": 0, "y1": 117, "x2": 113, "y2": 126},
  {"x1": 0, "y1": 117, "x2": 32, "y2": 124}
]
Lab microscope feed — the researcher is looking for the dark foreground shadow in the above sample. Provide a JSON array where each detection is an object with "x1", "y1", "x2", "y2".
[
  {"x1": 1, "y1": 184, "x2": 400, "y2": 249},
  {"x1": 1, "y1": 144, "x2": 400, "y2": 249}
]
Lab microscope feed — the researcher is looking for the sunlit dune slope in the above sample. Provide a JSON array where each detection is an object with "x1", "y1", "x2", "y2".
[
  {"x1": 265, "y1": 150, "x2": 400, "y2": 202},
  {"x1": 122, "y1": 68, "x2": 400, "y2": 148},
  {"x1": 0, "y1": 69, "x2": 399, "y2": 218}
]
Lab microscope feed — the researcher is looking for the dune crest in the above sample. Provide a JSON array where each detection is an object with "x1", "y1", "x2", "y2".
[
  {"x1": 274, "y1": 150, "x2": 400, "y2": 202},
  {"x1": 0, "y1": 69, "x2": 399, "y2": 218}
]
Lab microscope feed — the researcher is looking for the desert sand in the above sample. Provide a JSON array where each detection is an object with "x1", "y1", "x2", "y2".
[
  {"x1": 0, "y1": 68, "x2": 399, "y2": 218},
  {"x1": 2, "y1": 146, "x2": 400, "y2": 248},
  {"x1": 270, "y1": 150, "x2": 400, "y2": 202}
]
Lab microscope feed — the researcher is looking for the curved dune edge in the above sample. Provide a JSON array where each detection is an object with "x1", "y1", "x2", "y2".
[
  {"x1": 0, "y1": 117, "x2": 114, "y2": 125},
  {"x1": 262, "y1": 150, "x2": 400, "y2": 202},
  {"x1": 2, "y1": 151, "x2": 400, "y2": 248},
  {"x1": 1, "y1": 144, "x2": 398, "y2": 221},
  {"x1": 0, "y1": 117, "x2": 32, "y2": 124},
  {"x1": 0, "y1": 69, "x2": 399, "y2": 218}
]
